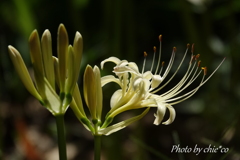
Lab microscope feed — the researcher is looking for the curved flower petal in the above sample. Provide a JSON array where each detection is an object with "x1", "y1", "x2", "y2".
[
  {"x1": 142, "y1": 71, "x2": 152, "y2": 80},
  {"x1": 151, "y1": 75, "x2": 163, "y2": 89},
  {"x1": 128, "y1": 62, "x2": 140, "y2": 73},
  {"x1": 99, "y1": 108, "x2": 150, "y2": 135},
  {"x1": 153, "y1": 102, "x2": 166, "y2": 125},
  {"x1": 118, "y1": 60, "x2": 129, "y2": 67},
  {"x1": 153, "y1": 102, "x2": 176, "y2": 125},
  {"x1": 113, "y1": 65, "x2": 137, "y2": 74},
  {"x1": 162, "y1": 104, "x2": 176, "y2": 125},
  {"x1": 101, "y1": 57, "x2": 121, "y2": 69},
  {"x1": 101, "y1": 75, "x2": 121, "y2": 87},
  {"x1": 110, "y1": 89, "x2": 122, "y2": 108},
  {"x1": 133, "y1": 77, "x2": 151, "y2": 93},
  {"x1": 140, "y1": 98, "x2": 157, "y2": 107}
]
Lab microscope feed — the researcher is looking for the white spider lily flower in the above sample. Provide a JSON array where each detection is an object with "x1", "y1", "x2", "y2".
[
  {"x1": 8, "y1": 24, "x2": 83, "y2": 115},
  {"x1": 101, "y1": 35, "x2": 225, "y2": 125}
]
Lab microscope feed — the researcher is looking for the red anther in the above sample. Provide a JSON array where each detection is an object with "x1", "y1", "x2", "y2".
[
  {"x1": 191, "y1": 55, "x2": 195, "y2": 63},
  {"x1": 144, "y1": 51, "x2": 147, "y2": 57},
  {"x1": 191, "y1": 43, "x2": 195, "y2": 54},
  {"x1": 201, "y1": 67, "x2": 207, "y2": 75},
  {"x1": 159, "y1": 35, "x2": 162, "y2": 42},
  {"x1": 198, "y1": 60, "x2": 201, "y2": 67},
  {"x1": 153, "y1": 46, "x2": 157, "y2": 53},
  {"x1": 195, "y1": 54, "x2": 200, "y2": 60},
  {"x1": 173, "y1": 47, "x2": 177, "y2": 53},
  {"x1": 162, "y1": 61, "x2": 165, "y2": 66}
]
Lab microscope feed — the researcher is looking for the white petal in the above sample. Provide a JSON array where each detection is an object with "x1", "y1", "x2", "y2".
[
  {"x1": 128, "y1": 62, "x2": 140, "y2": 73},
  {"x1": 140, "y1": 98, "x2": 157, "y2": 107},
  {"x1": 118, "y1": 60, "x2": 129, "y2": 67},
  {"x1": 133, "y1": 77, "x2": 143, "y2": 90},
  {"x1": 142, "y1": 79, "x2": 151, "y2": 93},
  {"x1": 143, "y1": 71, "x2": 153, "y2": 80},
  {"x1": 153, "y1": 102, "x2": 166, "y2": 125},
  {"x1": 99, "y1": 108, "x2": 150, "y2": 135},
  {"x1": 133, "y1": 77, "x2": 151, "y2": 94},
  {"x1": 151, "y1": 75, "x2": 163, "y2": 89},
  {"x1": 101, "y1": 75, "x2": 121, "y2": 87},
  {"x1": 113, "y1": 66, "x2": 139, "y2": 76},
  {"x1": 110, "y1": 89, "x2": 123, "y2": 108},
  {"x1": 162, "y1": 104, "x2": 176, "y2": 125},
  {"x1": 101, "y1": 57, "x2": 121, "y2": 69}
]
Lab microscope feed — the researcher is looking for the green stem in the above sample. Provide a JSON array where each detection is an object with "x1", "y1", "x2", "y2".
[
  {"x1": 55, "y1": 114, "x2": 67, "y2": 160},
  {"x1": 94, "y1": 135, "x2": 102, "y2": 160}
]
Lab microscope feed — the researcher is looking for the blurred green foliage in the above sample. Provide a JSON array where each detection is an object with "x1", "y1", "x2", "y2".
[{"x1": 0, "y1": 0, "x2": 240, "y2": 159}]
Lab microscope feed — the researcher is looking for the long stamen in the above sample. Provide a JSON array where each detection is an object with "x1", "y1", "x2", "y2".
[
  {"x1": 150, "y1": 46, "x2": 156, "y2": 72},
  {"x1": 152, "y1": 44, "x2": 189, "y2": 94},
  {"x1": 166, "y1": 58, "x2": 225, "y2": 104},
  {"x1": 164, "y1": 65, "x2": 202, "y2": 99},
  {"x1": 162, "y1": 47, "x2": 176, "y2": 78},
  {"x1": 200, "y1": 58, "x2": 225, "y2": 85},
  {"x1": 142, "y1": 51, "x2": 147, "y2": 74},
  {"x1": 154, "y1": 35, "x2": 162, "y2": 74},
  {"x1": 158, "y1": 61, "x2": 165, "y2": 75},
  {"x1": 160, "y1": 50, "x2": 196, "y2": 98},
  {"x1": 167, "y1": 73, "x2": 205, "y2": 105}
]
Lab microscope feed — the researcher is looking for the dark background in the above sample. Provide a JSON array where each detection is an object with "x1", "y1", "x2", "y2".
[{"x1": 0, "y1": 0, "x2": 239, "y2": 159}]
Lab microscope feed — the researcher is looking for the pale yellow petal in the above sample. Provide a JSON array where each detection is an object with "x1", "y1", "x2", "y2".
[
  {"x1": 100, "y1": 57, "x2": 121, "y2": 69},
  {"x1": 151, "y1": 75, "x2": 163, "y2": 89},
  {"x1": 162, "y1": 104, "x2": 176, "y2": 125},
  {"x1": 41, "y1": 29, "x2": 55, "y2": 89},
  {"x1": 72, "y1": 31, "x2": 83, "y2": 86},
  {"x1": 57, "y1": 24, "x2": 69, "y2": 92},
  {"x1": 8, "y1": 46, "x2": 42, "y2": 101},
  {"x1": 153, "y1": 102, "x2": 166, "y2": 125},
  {"x1": 29, "y1": 30, "x2": 45, "y2": 95},
  {"x1": 65, "y1": 45, "x2": 75, "y2": 94},
  {"x1": 99, "y1": 108, "x2": 149, "y2": 135},
  {"x1": 72, "y1": 84, "x2": 86, "y2": 117},
  {"x1": 93, "y1": 66, "x2": 103, "y2": 119},
  {"x1": 110, "y1": 89, "x2": 122, "y2": 108},
  {"x1": 101, "y1": 75, "x2": 121, "y2": 87},
  {"x1": 83, "y1": 65, "x2": 97, "y2": 119},
  {"x1": 53, "y1": 56, "x2": 60, "y2": 87}
]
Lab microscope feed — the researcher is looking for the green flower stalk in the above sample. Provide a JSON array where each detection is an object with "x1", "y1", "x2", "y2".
[{"x1": 8, "y1": 24, "x2": 83, "y2": 160}]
